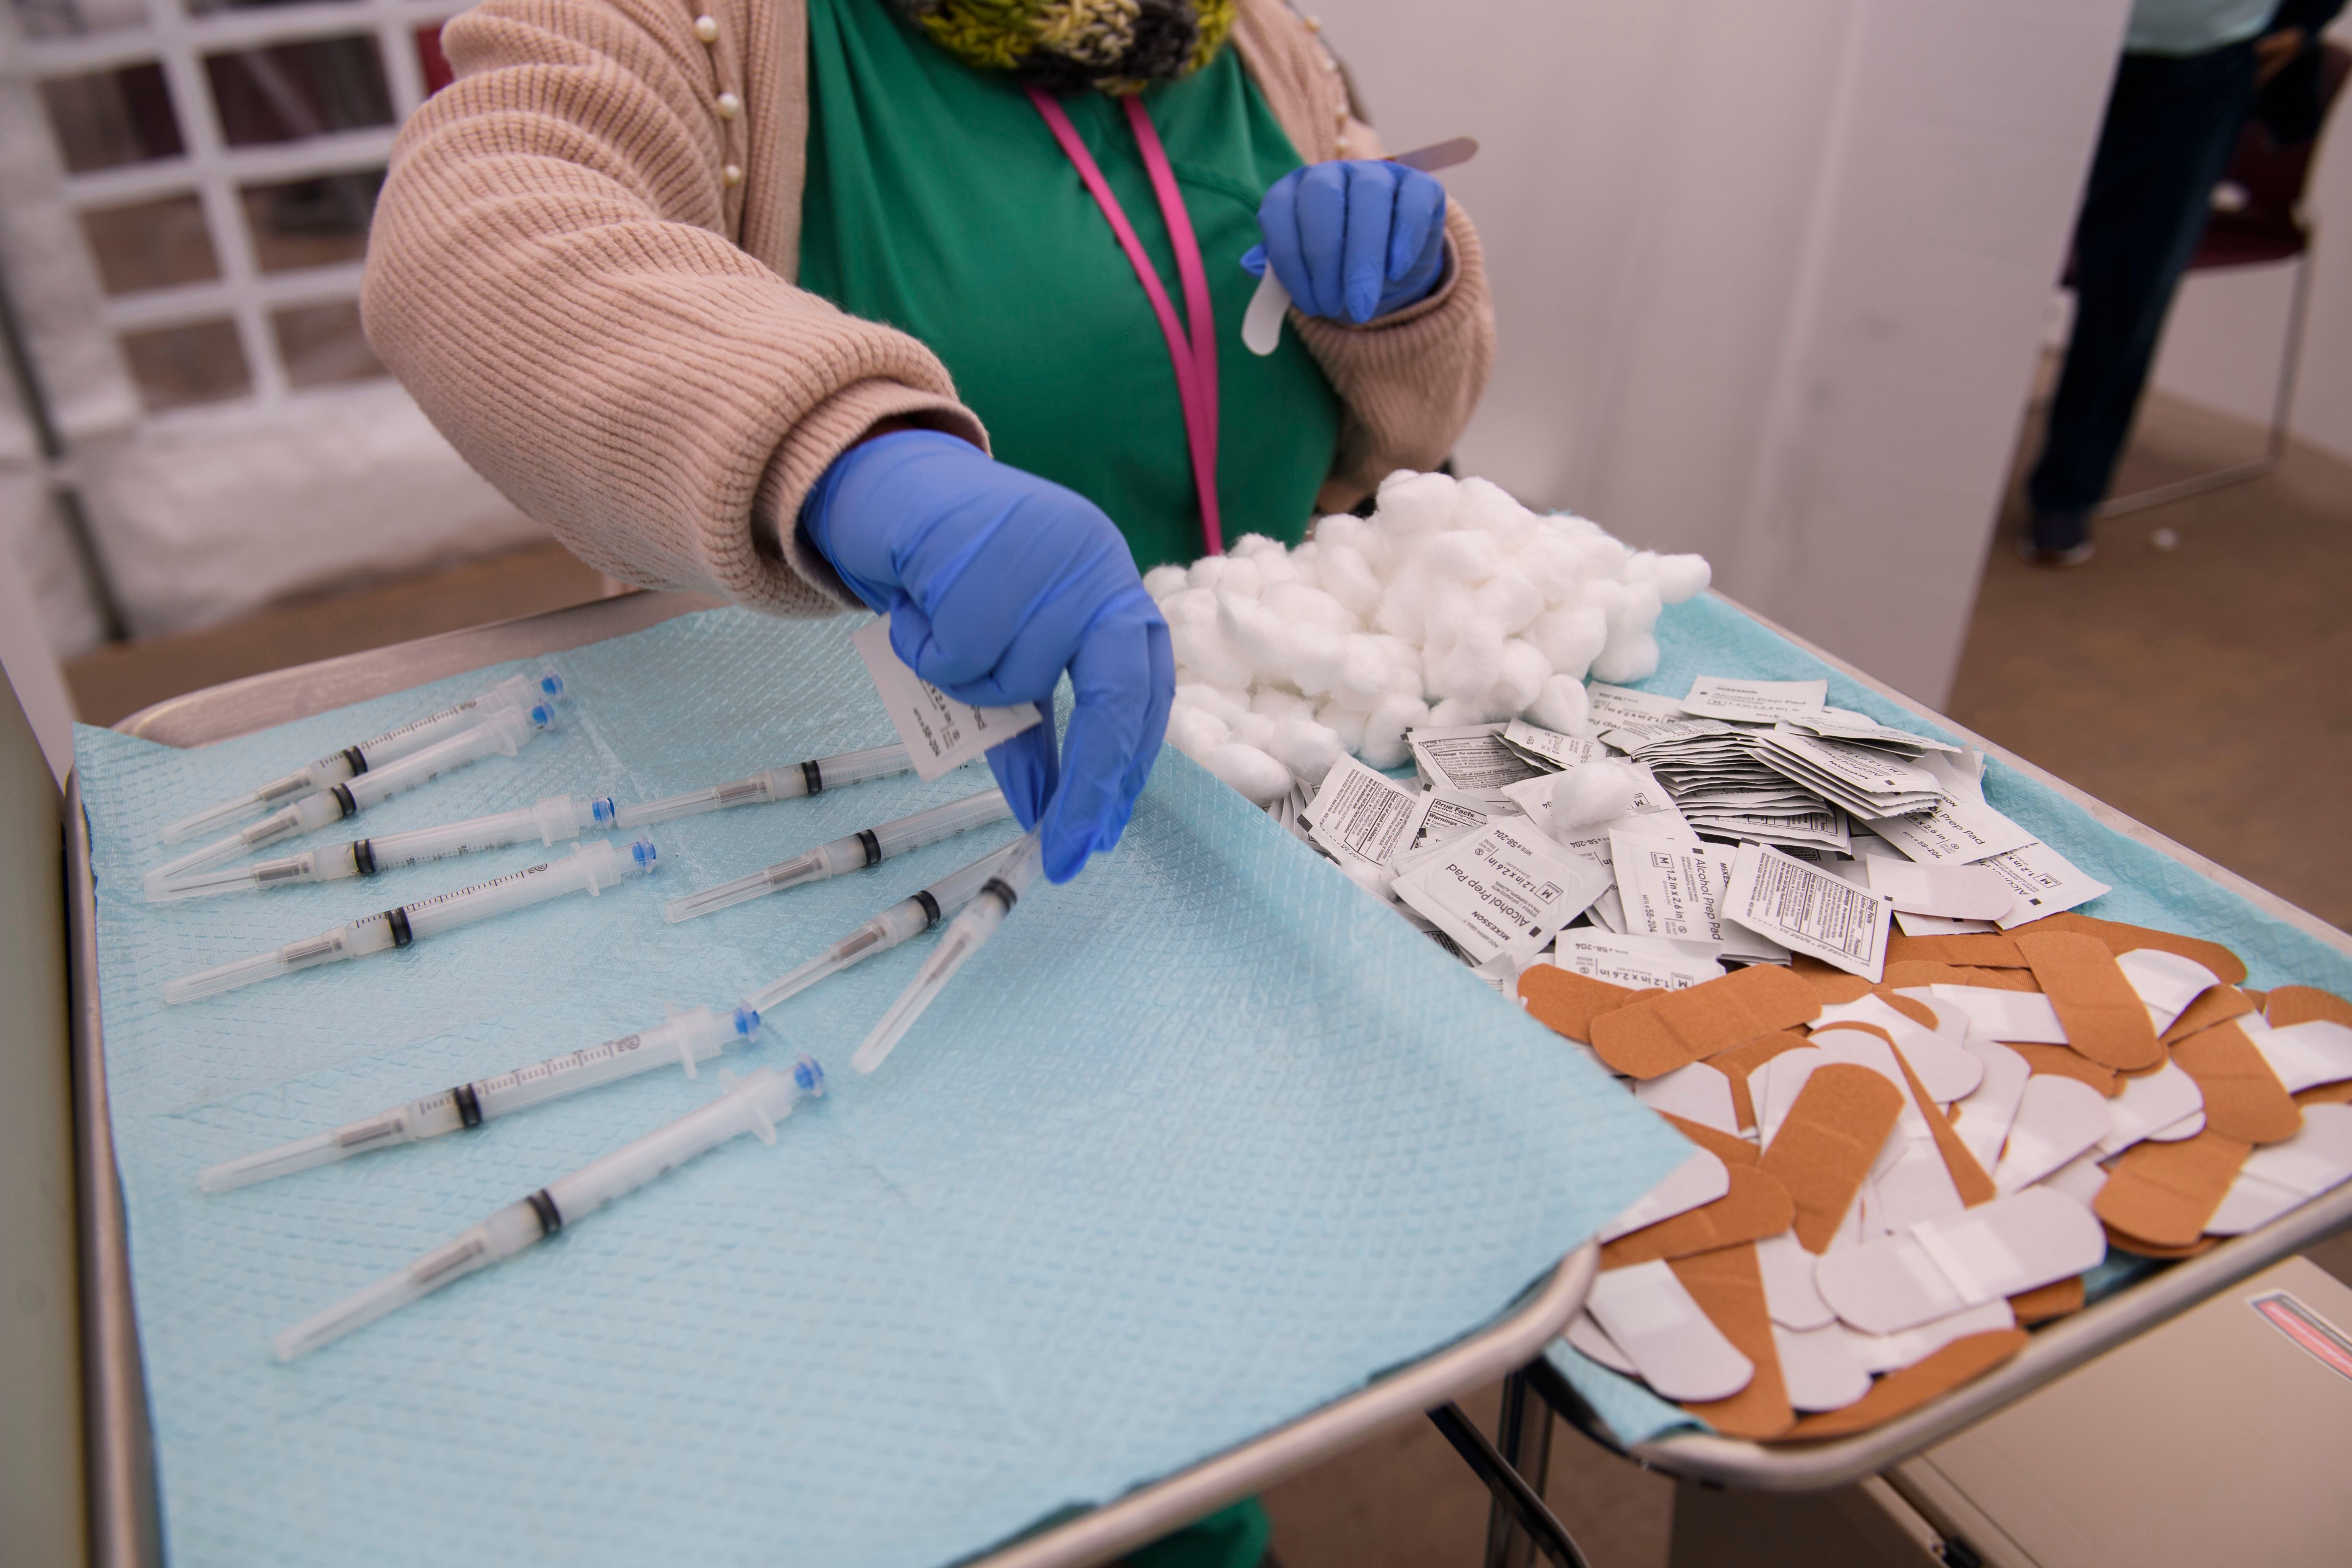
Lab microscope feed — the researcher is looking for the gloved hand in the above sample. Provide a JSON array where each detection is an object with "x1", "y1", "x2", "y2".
[
  {"x1": 1242, "y1": 160, "x2": 1448, "y2": 325},
  {"x1": 799, "y1": 428, "x2": 1173, "y2": 883}
]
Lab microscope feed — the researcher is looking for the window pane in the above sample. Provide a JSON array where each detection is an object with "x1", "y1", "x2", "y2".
[
  {"x1": 9, "y1": 0, "x2": 150, "y2": 40},
  {"x1": 242, "y1": 169, "x2": 384, "y2": 273},
  {"x1": 204, "y1": 35, "x2": 392, "y2": 148},
  {"x1": 79, "y1": 193, "x2": 221, "y2": 295},
  {"x1": 38, "y1": 63, "x2": 185, "y2": 173},
  {"x1": 120, "y1": 318, "x2": 250, "y2": 411},
  {"x1": 272, "y1": 300, "x2": 384, "y2": 387}
]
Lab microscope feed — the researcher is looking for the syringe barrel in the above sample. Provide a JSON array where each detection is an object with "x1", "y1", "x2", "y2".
[
  {"x1": 397, "y1": 838, "x2": 656, "y2": 942},
  {"x1": 742, "y1": 900, "x2": 935, "y2": 1013},
  {"x1": 874, "y1": 788, "x2": 1013, "y2": 857},
  {"x1": 163, "y1": 914, "x2": 398, "y2": 1004},
  {"x1": 272, "y1": 1198, "x2": 547, "y2": 1361},
  {"x1": 344, "y1": 667, "x2": 566, "y2": 774},
  {"x1": 542, "y1": 1059, "x2": 822, "y2": 1224},
  {"x1": 342, "y1": 703, "x2": 545, "y2": 813},
  {"x1": 612, "y1": 773, "x2": 779, "y2": 828},
  {"x1": 361, "y1": 794, "x2": 608, "y2": 872},
  {"x1": 849, "y1": 830, "x2": 1042, "y2": 1075},
  {"x1": 798, "y1": 743, "x2": 914, "y2": 795},
  {"x1": 144, "y1": 789, "x2": 351, "y2": 891},
  {"x1": 925, "y1": 840, "x2": 1028, "y2": 917},
  {"x1": 468, "y1": 1005, "x2": 758, "y2": 1119}
]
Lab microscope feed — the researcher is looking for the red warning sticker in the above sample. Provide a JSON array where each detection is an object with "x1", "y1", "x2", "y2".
[{"x1": 2248, "y1": 1290, "x2": 2352, "y2": 1383}]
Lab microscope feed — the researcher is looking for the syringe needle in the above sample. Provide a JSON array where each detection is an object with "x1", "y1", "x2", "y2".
[
  {"x1": 740, "y1": 839, "x2": 1024, "y2": 1013},
  {"x1": 272, "y1": 1059, "x2": 823, "y2": 1360},
  {"x1": 850, "y1": 828, "x2": 1045, "y2": 1075},
  {"x1": 610, "y1": 743, "x2": 915, "y2": 828},
  {"x1": 663, "y1": 787, "x2": 1012, "y2": 922}
]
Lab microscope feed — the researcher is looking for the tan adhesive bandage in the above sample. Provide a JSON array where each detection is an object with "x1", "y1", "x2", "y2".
[
  {"x1": 1669, "y1": 1244, "x2": 1795, "y2": 1440},
  {"x1": 2172, "y1": 1019, "x2": 2302, "y2": 1145},
  {"x1": 2036, "y1": 913, "x2": 2246, "y2": 986},
  {"x1": 1517, "y1": 966, "x2": 1636, "y2": 1044},
  {"x1": 2267, "y1": 985, "x2": 2352, "y2": 1030},
  {"x1": 1589, "y1": 965, "x2": 1822, "y2": 1081},
  {"x1": 2093, "y1": 1130, "x2": 2253, "y2": 1248},
  {"x1": 1774, "y1": 1330, "x2": 2029, "y2": 1442},
  {"x1": 2162, "y1": 984, "x2": 2259, "y2": 1044},
  {"x1": 1759, "y1": 1064, "x2": 1906, "y2": 1252},
  {"x1": 2016, "y1": 931, "x2": 2164, "y2": 1073},
  {"x1": 1601, "y1": 1165, "x2": 1796, "y2": 1268}
]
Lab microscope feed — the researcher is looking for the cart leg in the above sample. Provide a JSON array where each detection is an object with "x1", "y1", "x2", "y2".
[
  {"x1": 1430, "y1": 1398, "x2": 1589, "y2": 1568},
  {"x1": 1483, "y1": 1371, "x2": 1554, "y2": 1568}
]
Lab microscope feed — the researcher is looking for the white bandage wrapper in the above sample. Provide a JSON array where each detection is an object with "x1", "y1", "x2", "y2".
[
  {"x1": 1756, "y1": 1047, "x2": 1831, "y2": 1152},
  {"x1": 1816, "y1": 1190, "x2": 2103, "y2": 1334},
  {"x1": 1840, "y1": 1299, "x2": 2018, "y2": 1375},
  {"x1": 2039, "y1": 1150, "x2": 2111, "y2": 1207},
  {"x1": 1814, "y1": 993, "x2": 1984, "y2": 1102},
  {"x1": 1756, "y1": 1231, "x2": 1835, "y2": 1330},
  {"x1": 1930, "y1": 985, "x2": 2069, "y2": 1045},
  {"x1": 1983, "y1": 840, "x2": 2112, "y2": 929},
  {"x1": 1634, "y1": 1062, "x2": 1740, "y2": 1136},
  {"x1": 1599, "y1": 1147, "x2": 1732, "y2": 1242},
  {"x1": 1612, "y1": 830, "x2": 1731, "y2": 946},
  {"x1": 1993, "y1": 1075, "x2": 2114, "y2": 1192},
  {"x1": 1566, "y1": 1309, "x2": 1639, "y2": 1375},
  {"x1": 1722, "y1": 842, "x2": 1895, "y2": 981},
  {"x1": 2094, "y1": 1060, "x2": 2208, "y2": 1156},
  {"x1": 2114, "y1": 948, "x2": 2221, "y2": 1036},
  {"x1": 851, "y1": 618, "x2": 1043, "y2": 781},
  {"x1": 1585, "y1": 1260, "x2": 1756, "y2": 1402},
  {"x1": 1950, "y1": 1041, "x2": 2032, "y2": 1174},
  {"x1": 1408, "y1": 723, "x2": 1547, "y2": 805},
  {"x1": 1299, "y1": 754, "x2": 1422, "y2": 873},
  {"x1": 1776, "y1": 1323, "x2": 1873, "y2": 1411},
  {"x1": 1863, "y1": 857, "x2": 2017, "y2": 921},
  {"x1": 2205, "y1": 1105, "x2": 2352, "y2": 1235},
  {"x1": 1502, "y1": 719, "x2": 1610, "y2": 768},
  {"x1": 2240, "y1": 1018, "x2": 2352, "y2": 1093},
  {"x1": 1679, "y1": 675, "x2": 1829, "y2": 724}
]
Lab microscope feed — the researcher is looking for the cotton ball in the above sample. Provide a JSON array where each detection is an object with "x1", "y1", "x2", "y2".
[
  {"x1": 1315, "y1": 701, "x2": 1370, "y2": 753},
  {"x1": 1143, "y1": 564, "x2": 1189, "y2": 600},
  {"x1": 1169, "y1": 621, "x2": 1253, "y2": 689},
  {"x1": 1576, "y1": 536, "x2": 1633, "y2": 580},
  {"x1": 1316, "y1": 542, "x2": 1383, "y2": 618},
  {"x1": 1453, "y1": 476, "x2": 1541, "y2": 550},
  {"x1": 1252, "y1": 687, "x2": 1317, "y2": 722},
  {"x1": 1326, "y1": 634, "x2": 1394, "y2": 709},
  {"x1": 1230, "y1": 533, "x2": 1286, "y2": 561},
  {"x1": 1189, "y1": 555, "x2": 1263, "y2": 598},
  {"x1": 1434, "y1": 619, "x2": 1505, "y2": 702},
  {"x1": 1550, "y1": 761, "x2": 1643, "y2": 829},
  {"x1": 1519, "y1": 534, "x2": 1587, "y2": 603},
  {"x1": 1387, "y1": 664, "x2": 1427, "y2": 697},
  {"x1": 1475, "y1": 572, "x2": 1544, "y2": 636},
  {"x1": 1315, "y1": 513, "x2": 1392, "y2": 575},
  {"x1": 1159, "y1": 587, "x2": 1219, "y2": 627},
  {"x1": 1253, "y1": 550, "x2": 1302, "y2": 590},
  {"x1": 1527, "y1": 674, "x2": 1591, "y2": 735},
  {"x1": 1527, "y1": 606, "x2": 1608, "y2": 682},
  {"x1": 1625, "y1": 550, "x2": 1711, "y2": 604},
  {"x1": 1430, "y1": 694, "x2": 1515, "y2": 727},
  {"x1": 1284, "y1": 540, "x2": 1322, "y2": 591},
  {"x1": 1548, "y1": 511, "x2": 1606, "y2": 540},
  {"x1": 1287, "y1": 623, "x2": 1348, "y2": 697},
  {"x1": 1425, "y1": 529, "x2": 1503, "y2": 584},
  {"x1": 1164, "y1": 705, "x2": 1230, "y2": 757},
  {"x1": 1231, "y1": 711, "x2": 1278, "y2": 750},
  {"x1": 1493, "y1": 639, "x2": 1552, "y2": 713},
  {"x1": 1374, "y1": 574, "x2": 1427, "y2": 643},
  {"x1": 1420, "y1": 579, "x2": 1479, "y2": 651},
  {"x1": 1372, "y1": 470, "x2": 1460, "y2": 536},
  {"x1": 1589, "y1": 632, "x2": 1660, "y2": 684},
  {"x1": 1263, "y1": 583, "x2": 1356, "y2": 633},
  {"x1": 1201, "y1": 743, "x2": 1294, "y2": 804},
  {"x1": 1360, "y1": 692, "x2": 1431, "y2": 769},
  {"x1": 1266, "y1": 718, "x2": 1345, "y2": 786},
  {"x1": 1217, "y1": 591, "x2": 1294, "y2": 682},
  {"x1": 1173, "y1": 682, "x2": 1251, "y2": 728},
  {"x1": 1604, "y1": 580, "x2": 1663, "y2": 640}
]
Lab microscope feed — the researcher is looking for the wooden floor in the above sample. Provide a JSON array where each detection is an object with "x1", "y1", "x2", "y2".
[{"x1": 59, "y1": 390, "x2": 2352, "y2": 1568}]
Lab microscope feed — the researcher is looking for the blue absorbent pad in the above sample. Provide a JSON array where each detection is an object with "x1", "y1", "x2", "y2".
[
  {"x1": 76, "y1": 606, "x2": 1691, "y2": 1568},
  {"x1": 1541, "y1": 593, "x2": 2352, "y2": 1451}
]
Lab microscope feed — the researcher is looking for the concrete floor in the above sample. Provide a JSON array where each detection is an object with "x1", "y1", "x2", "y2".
[{"x1": 58, "y1": 389, "x2": 2352, "y2": 1568}]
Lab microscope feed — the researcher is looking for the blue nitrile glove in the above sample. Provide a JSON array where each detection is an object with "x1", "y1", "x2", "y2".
[
  {"x1": 799, "y1": 429, "x2": 1174, "y2": 884},
  {"x1": 1242, "y1": 160, "x2": 1448, "y2": 325}
]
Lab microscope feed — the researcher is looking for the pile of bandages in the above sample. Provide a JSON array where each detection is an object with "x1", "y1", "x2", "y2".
[{"x1": 1143, "y1": 468, "x2": 1711, "y2": 804}]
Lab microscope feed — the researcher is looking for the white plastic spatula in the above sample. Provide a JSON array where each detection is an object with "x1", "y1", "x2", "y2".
[{"x1": 1241, "y1": 136, "x2": 1481, "y2": 355}]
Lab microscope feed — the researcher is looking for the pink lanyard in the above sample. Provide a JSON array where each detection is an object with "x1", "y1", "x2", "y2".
[{"x1": 1028, "y1": 88, "x2": 1224, "y2": 556}]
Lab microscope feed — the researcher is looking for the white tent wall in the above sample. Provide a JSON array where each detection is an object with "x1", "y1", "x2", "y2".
[
  {"x1": 2149, "y1": 15, "x2": 2352, "y2": 463},
  {"x1": 1313, "y1": 0, "x2": 2134, "y2": 706}
]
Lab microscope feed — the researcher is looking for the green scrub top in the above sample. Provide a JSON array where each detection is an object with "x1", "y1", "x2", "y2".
[{"x1": 797, "y1": 0, "x2": 1344, "y2": 572}]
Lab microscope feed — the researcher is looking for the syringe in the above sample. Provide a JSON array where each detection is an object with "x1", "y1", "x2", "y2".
[
  {"x1": 661, "y1": 787, "x2": 1013, "y2": 922},
  {"x1": 743, "y1": 839, "x2": 1026, "y2": 1013},
  {"x1": 272, "y1": 1057, "x2": 822, "y2": 1361},
  {"x1": 850, "y1": 828, "x2": 1045, "y2": 1075},
  {"x1": 160, "y1": 667, "x2": 567, "y2": 844},
  {"x1": 150, "y1": 793, "x2": 617, "y2": 902},
  {"x1": 199, "y1": 1004, "x2": 761, "y2": 1192},
  {"x1": 163, "y1": 837, "x2": 657, "y2": 1004},
  {"x1": 146, "y1": 702, "x2": 557, "y2": 895},
  {"x1": 610, "y1": 743, "x2": 914, "y2": 828}
]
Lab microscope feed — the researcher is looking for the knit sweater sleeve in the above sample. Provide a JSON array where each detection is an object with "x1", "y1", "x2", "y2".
[
  {"x1": 1228, "y1": 0, "x2": 1498, "y2": 512},
  {"x1": 362, "y1": 0, "x2": 983, "y2": 614}
]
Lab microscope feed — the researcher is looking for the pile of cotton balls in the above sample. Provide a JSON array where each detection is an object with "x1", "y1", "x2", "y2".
[{"x1": 1143, "y1": 469, "x2": 1711, "y2": 804}]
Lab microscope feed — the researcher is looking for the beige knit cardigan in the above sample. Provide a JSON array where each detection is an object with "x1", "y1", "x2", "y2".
[{"x1": 362, "y1": 0, "x2": 1497, "y2": 614}]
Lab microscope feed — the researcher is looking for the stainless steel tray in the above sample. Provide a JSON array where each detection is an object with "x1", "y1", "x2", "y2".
[{"x1": 74, "y1": 589, "x2": 1598, "y2": 1568}]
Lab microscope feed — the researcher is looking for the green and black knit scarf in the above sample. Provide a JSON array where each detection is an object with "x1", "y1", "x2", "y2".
[{"x1": 889, "y1": 0, "x2": 1238, "y2": 95}]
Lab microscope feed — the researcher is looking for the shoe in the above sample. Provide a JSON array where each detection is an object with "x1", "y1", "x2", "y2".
[{"x1": 2018, "y1": 509, "x2": 2093, "y2": 567}]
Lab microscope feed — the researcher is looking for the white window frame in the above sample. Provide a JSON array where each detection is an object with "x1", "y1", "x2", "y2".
[{"x1": 19, "y1": 0, "x2": 448, "y2": 409}]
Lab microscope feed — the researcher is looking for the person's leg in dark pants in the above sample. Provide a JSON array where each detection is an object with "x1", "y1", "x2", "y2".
[{"x1": 2027, "y1": 41, "x2": 2259, "y2": 557}]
